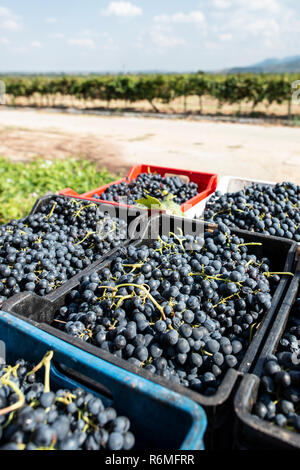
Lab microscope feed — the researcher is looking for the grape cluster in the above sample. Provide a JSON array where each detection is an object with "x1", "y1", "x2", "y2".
[
  {"x1": 204, "y1": 182, "x2": 300, "y2": 242},
  {"x1": 0, "y1": 197, "x2": 127, "y2": 303},
  {"x1": 54, "y1": 223, "x2": 281, "y2": 396},
  {"x1": 252, "y1": 292, "x2": 300, "y2": 433},
  {"x1": 0, "y1": 351, "x2": 135, "y2": 450},
  {"x1": 96, "y1": 173, "x2": 199, "y2": 206}
]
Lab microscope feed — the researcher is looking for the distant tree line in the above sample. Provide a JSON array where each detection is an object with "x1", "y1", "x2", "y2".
[{"x1": 2, "y1": 73, "x2": 299, "y2": 116}]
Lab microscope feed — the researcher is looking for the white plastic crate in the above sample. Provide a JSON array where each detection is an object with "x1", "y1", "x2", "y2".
[
  {"x1": 185, "y1": 194, "x2": 214, "y2": 219},
  {"x1": 184, "y1": 200, "x2": 210, "y2": 219},
  {"x1": 192, "y1": 176, "x2": 277, "y2": 220},
  {"x1": 191, "y1": 176, "x2": 300, "y2": 248},
  {"x1": 216, "y1": 176, "x2": 276, "y2": 194}
]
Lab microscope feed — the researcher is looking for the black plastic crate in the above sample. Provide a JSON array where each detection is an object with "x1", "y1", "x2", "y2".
[
  {"x1": 2, "y1": 214, "x2": 298, "y2": 449},
  {"x1": 234, "y1": 258, "x2": 300, "y2": 450},
  {"x1": 29, "y1": 193, "x2": 149, "y2": 243},
  {"x1": 23, "y1": 194, "x2": 149, "y2": 297}
]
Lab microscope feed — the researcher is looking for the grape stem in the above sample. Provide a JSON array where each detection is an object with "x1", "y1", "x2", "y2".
[
  {"x1": 263, "y1": 272, "x2": 294, "y2": 278},
  {"x1": 45, "y1": 202, "x2": 57, "y2": 219},
  {"x1": 26, "y1": 350, "x2": 54, "y2": 393},
  {"x1": 0, "y1": 377, "x2": 25, "y2": 416},
  {"x1": 98, "y1": 283, "x2": 167, "y2": 321}
]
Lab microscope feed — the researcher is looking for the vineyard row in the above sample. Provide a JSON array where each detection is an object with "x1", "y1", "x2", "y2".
[{"x1": 2, "y1": 73, "x2": 300, "y2": 115}]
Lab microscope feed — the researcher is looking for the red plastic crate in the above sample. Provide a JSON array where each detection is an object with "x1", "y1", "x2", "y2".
[{"x1": 59, "y1": 165, "x2": 218, "y2": 216}]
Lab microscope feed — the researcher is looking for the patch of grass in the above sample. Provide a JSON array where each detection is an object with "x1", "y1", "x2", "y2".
[{"x1": 0, "y1": 157, "x2": 116, "y2": 223}]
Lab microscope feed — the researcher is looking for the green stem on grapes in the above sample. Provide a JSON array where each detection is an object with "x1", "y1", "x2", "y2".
[
  {"x1": 238, "y1": 243, "x2": 263, "y2": 247},
  {"x1": 263, "y1": 272, "x2": 294, "y2": 278},
  {"x1": 0, "y1": 377, "x2": 25, "y2": 416},
  {"x1": 97, "y1": 283, "x2": 166, "y2": 321},
  {"x1": 45, "y1": 202, "x2": 57, "y2": 219},
  {"x1": 74, "y1": 231, "x2": 97, "y2": 246}
]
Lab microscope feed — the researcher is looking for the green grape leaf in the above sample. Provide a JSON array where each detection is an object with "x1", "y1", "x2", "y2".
[
  {"x1": 135, "y1": 195, "x2": 162, "y2": 209},
  {"x1": 161, "y1": 199, "x2": 185, "y2": 217},
  {"x1": 164, "y1": 193, "x2": 176, "y2": 201},
  {"x1": 135, "y1": 194, "x2": 185, "y2": 216}
]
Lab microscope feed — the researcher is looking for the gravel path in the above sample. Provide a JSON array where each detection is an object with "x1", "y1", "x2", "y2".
[{"x1": 0, "y1": 108, "x2": 299, "y2": 183}]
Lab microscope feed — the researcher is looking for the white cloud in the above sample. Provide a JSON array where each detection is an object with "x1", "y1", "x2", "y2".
[
  {"x1": 245, "y1": 18, "x2": 280, "y2": 38},
  {"x1": 245, "y1": 0, "x2": 280, "y2": 14},
  {"x1": 280, "y1": 8, "x2": 300, "y2": 33},
  {"x1": 67, "y1": 30, "x2": 117, "y2": 51},
  {"x1": 2, "y1": 19, "x2": 22, "y2": 31},
  {"x1": 96, "y1": 31, "x2": 118, "y2": 50},
  {"x1": 68, "y1": 38, "x2": 96, "y2": 49},
  {"x1": 45, "y1": 17, "x2": 57, "y2": 24},
  {"x1": 219, "y1": 33, "x2": 232, "y2": 41},
  {"x1": 0, "y1": 7, "x2": 11, "y2": 17},
  {"x1": 102, "y1": 37, "x2": 118, "y2": 51},
  {"x1": 212, "y1": 0, "x2": 231, "y2": 10},
  {"x1": 81, "y1": 29, "x2": 101, "y2": 38},
  {"x1": 102, "y1": 2, "x2": 142, "y2": 18},
  {"x1": 155, "y1": 11, "x2": 205, "y2": 25},
  {"x1": 151, "y1": 30, "x2": 186, "y2": 49},
  {"x1": 210, "y1": 0, "x2": 281, "y2": 13},
  {"x1": 210, "y1": 0, "x2": 284, "y2": 45},
  {"x1": 31, "y1": 41, "x2": 43, "y2": 48},
  {"x1": 0, "y1": 7, "x2": 23, "y2": 31},
  {"x1": 0, "y1": 37, "x2": 9, "y2": 44}
]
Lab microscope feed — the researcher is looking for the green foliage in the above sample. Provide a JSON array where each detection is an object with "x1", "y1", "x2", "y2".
[
  {"x1": 2, "y1": 72, "x2": 300, "y2": 117},
  {"x1": 136, "y1": 194, "x2": 184, "y2": 217},
  {"x1": 3, "y1": 73, "x2": 299, "y2": 116},
  {"x1": 0, "y1": 157, "x2": 115, "y2": 223}
]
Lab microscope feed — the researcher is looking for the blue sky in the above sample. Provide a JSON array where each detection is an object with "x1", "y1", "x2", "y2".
[{"x1": 0, "y1": 0, "x2": 299, "y2": 72}]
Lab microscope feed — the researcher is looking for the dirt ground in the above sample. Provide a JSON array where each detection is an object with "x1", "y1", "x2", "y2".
[
  {"x1": 0, "y1": 108, "x2": 299, "y2": 183},
  {"x1": 0, "y1": 125, "x2": 127, "y2": 173}
]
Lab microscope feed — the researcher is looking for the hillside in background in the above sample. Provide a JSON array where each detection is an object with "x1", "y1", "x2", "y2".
[
  {"x1": 2, "y1": 56, "x2": 300, "y2": 76},
  {"x1": 224, "y1": 56, "x2": 300, "y2": 74}
]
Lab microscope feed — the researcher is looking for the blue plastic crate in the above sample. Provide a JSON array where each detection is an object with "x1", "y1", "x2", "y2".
[{"x1": 0, "y1": 311, "x2": 207, "y2": 450}]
